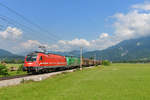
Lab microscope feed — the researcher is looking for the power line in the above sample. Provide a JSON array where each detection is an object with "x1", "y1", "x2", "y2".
[
  {"x1": 0, "y1": 15, "x2": 58, "y2": 42},
  {"x1": 0, "y1": 15, "x2": 60, "y2": 53},
  {"x1": 0, "y1": 2, "x2": 61, "y2": 41},
  {"x1": 0, "y1": 16, "x2": 38, "y2": 41}
]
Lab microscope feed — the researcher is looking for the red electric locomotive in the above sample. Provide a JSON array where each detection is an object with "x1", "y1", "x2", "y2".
[{"x1": 23, "y1": 51, "x2": 67, "y2": 73}]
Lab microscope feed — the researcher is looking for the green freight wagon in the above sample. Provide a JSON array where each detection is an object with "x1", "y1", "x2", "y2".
[{"x1": 65, "y1": 56, "x2": 80, "y2": 67}]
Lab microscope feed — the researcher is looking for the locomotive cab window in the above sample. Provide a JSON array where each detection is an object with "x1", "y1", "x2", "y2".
[{"x1": 26, "y1": 55, "x2": 37, "y2": 62}]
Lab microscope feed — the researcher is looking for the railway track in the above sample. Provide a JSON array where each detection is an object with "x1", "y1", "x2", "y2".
[
  {"x1": 0, "y1": 67, "x2": 76, "y2": 81},
  {"x1": 0, "y1": 74, "x2": 31, "y2": 81}
]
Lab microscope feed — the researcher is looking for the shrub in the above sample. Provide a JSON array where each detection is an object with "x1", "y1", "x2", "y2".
[
  {"x1": 102, "y1": 60, "x2": 111, "y2": 66},
  {"x1": 0, "y1": 64, "x2": 9, "y2": 76},
  {"x1": 17, "y1": 64, "x2": 24, "y2": 74}
]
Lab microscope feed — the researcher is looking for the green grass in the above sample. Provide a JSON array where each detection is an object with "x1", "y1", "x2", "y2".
[
  {"x1": 0, "y1": 64, "x2": 26, "y2": 77},
  {"x1": 0, "y1": 63, "x2": 150, "y2": 100}
]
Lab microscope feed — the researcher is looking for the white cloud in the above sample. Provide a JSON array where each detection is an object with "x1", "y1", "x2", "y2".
[
  {"x1": 21, "y1": 40, "x2": 41, "y2": 49},
  {"x1": 113, "y1": 10, "x2": 150, "y2": 40},
  {"x1": 18, "y1": 38, "x2": 91, "y2": 52},
  {"x1": 0, "y1": 26, "x2": 22, "y2": 40},
  {"x1": 99, "y1": 33, "x2": 109, "y2": 39},
  {"x1": 90, "y1": 35, "x2": 120, "y2": 50},
  {"x1": 132, "y1": 2, "x2": 150, "y2": 11},
  {"x1": 17, "y1": 40, "x2": 50, "y2": 54},
  {"x1": 54, "y1": 38, "x2": 90, "y2": 52},
  {"x1": 59, "y1": 38, "x2": 90, "y2": 47}
]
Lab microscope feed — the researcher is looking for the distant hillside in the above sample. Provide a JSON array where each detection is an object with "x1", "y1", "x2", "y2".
[
  {"x1": 53, "y1": 50, "x2": 81, "y2": 57},
  {"x1": 0, "y1": 49, "x2": 24, "y2": 60},
  {"x1": 83, "y1": 36, "x2": 150, "y2": 61},
  {"x1": 0, "y1": 49, "x2": 13, "y2": 57}
]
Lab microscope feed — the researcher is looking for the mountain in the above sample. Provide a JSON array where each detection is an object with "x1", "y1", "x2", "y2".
[
  {"x1": 52, "y1": 50, "x2": 81, "y2": 57},
  {"x1": 0, "y1": 49, "x2": 14, "y2": 57},
  {"x1": 0, "y1": 49, "x2": 24, "y2": 60},
  {"x1": 83, "y1": 36, "x2": 150, "y2": 61}
]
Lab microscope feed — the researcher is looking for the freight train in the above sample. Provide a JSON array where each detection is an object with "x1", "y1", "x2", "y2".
[{"x1": 23, "y1": 51, "x2": 101, "y2": 73}]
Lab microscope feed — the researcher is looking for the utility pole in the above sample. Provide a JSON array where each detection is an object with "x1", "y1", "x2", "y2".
[
  {"x1": 94, "y1": 53, "x2": 96, "y2": 66},
  {"x1": 80, "y1": 47, "x2": 83, "y2": 70}
]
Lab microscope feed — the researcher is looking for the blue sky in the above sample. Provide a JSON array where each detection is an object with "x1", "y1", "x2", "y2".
[
  {"x1": 0, "y1": 0, "x2": 150, "y2": 53},
  {"x1": 0, "y1": 0, "x2": 142, "y2": 40}
]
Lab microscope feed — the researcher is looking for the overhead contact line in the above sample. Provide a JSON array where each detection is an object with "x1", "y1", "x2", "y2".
[{"x1": 0, "y1": 2, "x2": 61, "y2": 42}]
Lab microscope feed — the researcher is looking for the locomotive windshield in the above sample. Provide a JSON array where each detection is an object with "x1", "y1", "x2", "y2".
[{"x1": 26, "y1": 55, "x2": 37, "y2": 62}]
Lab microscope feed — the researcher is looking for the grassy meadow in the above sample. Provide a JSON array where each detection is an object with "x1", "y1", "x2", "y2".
[{"x1": 0, "y1": 63, "x2": 150, "y2": 100}]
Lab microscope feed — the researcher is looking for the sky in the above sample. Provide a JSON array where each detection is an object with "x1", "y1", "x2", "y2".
[{"x1": 0, "y1": 0, "x2": 150, "y2": 54}]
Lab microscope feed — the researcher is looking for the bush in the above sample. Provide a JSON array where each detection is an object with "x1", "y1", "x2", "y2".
[
  {"x1": 0, "y1": 64, "x2": 9, "y2": 76},
  {"x1": 102, "y1": 60, "x2": 111, "y2": 66},
  {"x1": 17, "y1": 64, "x2": 24, "y2": 74}
]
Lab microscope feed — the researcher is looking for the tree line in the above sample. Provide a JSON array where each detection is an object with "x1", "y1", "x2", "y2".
[{"x1": 0, "y1": 59, "x2": 24, "y2": 64}]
